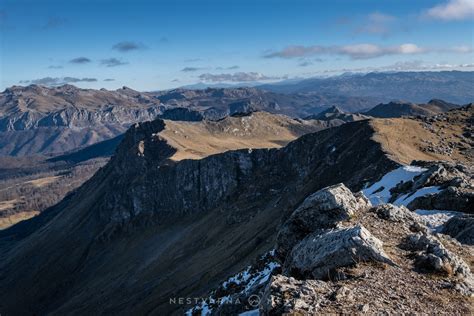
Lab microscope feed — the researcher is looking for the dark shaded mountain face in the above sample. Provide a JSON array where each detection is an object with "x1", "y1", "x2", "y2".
[
  {"x1": 0, "y1": 118, "x2": 398, "y2": 315},
  {"x1": 259, "y1": 71, "x2": 474, "y2": 104},
  {"x1": 364, "y1": 100, "x2": 461, "y2": 118}
]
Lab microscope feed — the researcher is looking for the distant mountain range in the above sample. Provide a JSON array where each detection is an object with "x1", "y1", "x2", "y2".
[
  {"x1": 0, "y1": 85, "x2": 162, "y2": 156},
  {"x1": 152, "y1": 87, "x2": 376, "y2": 118},
  {"x1": 0, "y1": 85, "x2": 375, "y2": 156},
  {"x1": 1, "y1": 71, "x2": 472, "y2": 156},
  {"x1": 364, "y1": 99, "x2": 461, "y2": 118},
  {"x1": 259, "y1": 71, "x2": 474, "y2": 104}
]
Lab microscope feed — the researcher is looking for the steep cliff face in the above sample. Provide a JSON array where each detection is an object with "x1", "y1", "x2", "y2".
[
  {"x1": 0, "y1": 85, "x2": 163, "y2": 156},
  {"x1": 0, "y1": 106, "x2": 163, "y2": 131}
]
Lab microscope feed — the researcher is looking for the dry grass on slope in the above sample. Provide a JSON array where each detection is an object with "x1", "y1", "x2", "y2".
[
  {"x1": 159, "y1": 112, "x2": 325, "y2": 161},
  {"x1": 370, "y1": 106, "x2": 472, "y2": 165}
]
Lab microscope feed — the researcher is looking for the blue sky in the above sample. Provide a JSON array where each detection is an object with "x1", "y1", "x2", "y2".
[{"x1": 0, "y1": 0, "x2": 473, "y2": 91}]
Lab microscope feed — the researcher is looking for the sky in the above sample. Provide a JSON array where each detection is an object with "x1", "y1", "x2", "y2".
[{"x1": 0, "y1": 0, "x2": 473, "y2": 91}]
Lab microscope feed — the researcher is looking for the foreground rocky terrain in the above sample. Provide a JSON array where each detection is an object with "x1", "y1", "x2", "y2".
[
  {"x1": 0, "y1": 104, "x2": 471, "y2": 315},
  {"x1": 188, "y1": 181, "x2": 473, "y2": 315}
]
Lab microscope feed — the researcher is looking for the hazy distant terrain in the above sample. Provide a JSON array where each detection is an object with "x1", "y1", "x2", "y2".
[{"x1": 260, "y1": 71, "x2": 474, "y2": 104}]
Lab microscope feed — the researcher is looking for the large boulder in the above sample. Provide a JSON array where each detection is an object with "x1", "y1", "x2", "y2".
[
  {"x1": 404, "y1": 232, "x2": 473, "y2": 295},
  {"x1": 442, "y1": 215, "x2": 474, "y2": 245},
  {"x1": 260, "y1": 274, "x2": 332, "y2": 315},
  {"x1": 373, "y1": 204, "x2": 421, "y2": 223},
  {"x1": 284, "y1": 225, "x2": 394, "y2": 280},
  {"x1": 275, "y1": 184, "x2": 370, "y2": 260}
]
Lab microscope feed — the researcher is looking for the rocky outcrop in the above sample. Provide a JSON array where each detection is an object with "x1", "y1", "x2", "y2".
[
  {"x1": 261, "y1": 275, "x2": 332, "y2": 315},
  {"x1": 250, "y1": 186, "x2": 474, "y2": 315},
  {"x1": 405, "y1": 233, "x2": 471, "y2": 277},
  {"x1": 372, "y1": 204, "x2": 422, "y2": 224},
  {"x1": 442, "y1": 215, "x2": 474, "y2": 245},
  {"x1": 275, "y1": 184, "x2": 369, "y2": 260},
  {"x1": 383, "y1": 162, "x2": 474, "y2": 213},
  {"x1": 407, "y1": 186, "x2": 474, "y2": 213},
  {"x1": 284, "y1": 225, "x2": 394, "y2": 280}
]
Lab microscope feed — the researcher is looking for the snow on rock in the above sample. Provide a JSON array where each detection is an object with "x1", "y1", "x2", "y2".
[
  {"x1": 415, "y1": 209, "x2": 462, "y2": 231},
  {"x1": 223, "y1": 267, "x2": 252, "y2": 289},
  {"x1": 186, "y1": 300, "x2": 213, "y2": 316},
  {"x1": 363, "y1": 166, "x2": 427, "y2": 205},
  {"x1": 186, "y1": 251, "x2": 280, "y2": 315},
  {"x1": 394, "y1": 186, "x2": 441, "y2": 207},
  {"x1": 244, "y1": 261, "x2": 280, "y2": 293}
]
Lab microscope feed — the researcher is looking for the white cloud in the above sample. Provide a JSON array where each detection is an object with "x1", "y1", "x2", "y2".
[
  {"x1": 264, "y1": 43, "x2": 471, "y2": 60},
  {"x1": 397, "y1": 43, "x2": 425, "y2": 54},
  {"x1": 264, "y1": 43, "x2": 428, "y2": 59},
  {"x1": 426, "y1": 0, "x2": 474, "y2": 20},
  {"x1": 20, "y1": 77, "x2": 97, "y2": 86},
  {"x1": 198, "y1": 72, "x2": 283, "y2": 82},
  {"x1": 314, "y1": 60, "x2": 474, "y2": 74}
]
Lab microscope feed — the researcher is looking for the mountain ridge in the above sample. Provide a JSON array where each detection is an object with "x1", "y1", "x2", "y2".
[
  {"x1": 259, "y1": 71, "x2": 474, "y2": 104},
  {"x1": 1, "y1": 106, "x2": 471, "y2": 314},
  {"x1": 0, "y1": 118, "x2": 398, "y2": 315}
]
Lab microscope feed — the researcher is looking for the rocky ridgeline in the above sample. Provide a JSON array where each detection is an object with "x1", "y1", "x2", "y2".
[{"x1": 189, "y1": 183, "x2": 473, "y2": 315}]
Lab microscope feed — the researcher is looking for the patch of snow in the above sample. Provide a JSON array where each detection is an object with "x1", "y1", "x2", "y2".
[
  {"x1": 186, "y1": 300, "x2": 213, "y2": 316},
  {"x1": 239, "y1": 309, "x2": 260, "y2": 316},
  {"x1": 244, "y1": 261, "x2": 280, "y2": 293},
  {"x1": 394, "y1": 186, "x2": 441, "y2": 207},
  {"x1": 404, "y1": 166, "x2": 427, "y2": 173},
  {"x1": 415, "y1": 209, "x2": 462, "y2": 232},
  {"x1": 200, "y1": 302, "x2": 212, "y2": 316},
  {"x1": 188, "y1": 250, "x2": 279, "y2": 315},
  {"x1": 363, "y1": 165, "x2": 427, "y2": 205},
  {"x1": 223, "y1": 266, "x2": 252, "y2": 289}
]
